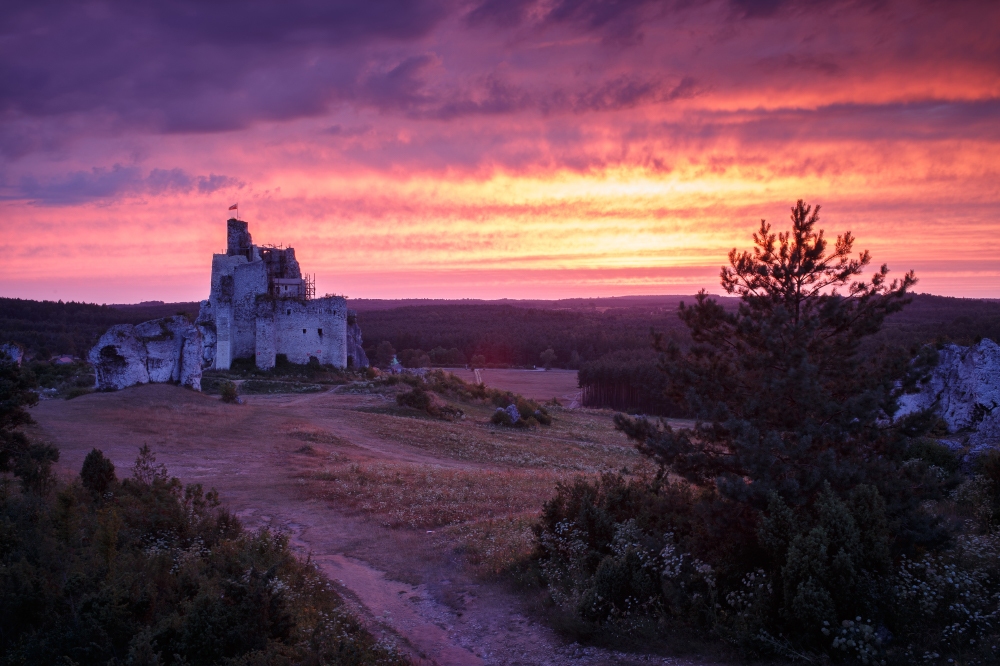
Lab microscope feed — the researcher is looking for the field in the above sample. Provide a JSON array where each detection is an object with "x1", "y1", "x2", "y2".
[
  {"x1": 29, "y1": 380, "x2": 701, "y2": 666},
  {"x1": 450, "y1": 368, "x2": 582, "y2": 405}
]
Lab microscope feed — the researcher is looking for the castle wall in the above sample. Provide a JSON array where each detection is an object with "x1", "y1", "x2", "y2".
[
  {"x1": 255, "y1": 311, "x2": 277, "y2": 369},
  {"x1": 255, "y1": 296, "x2": 348, "y2": 369},
  {"x1": 206, "y1": 219, "x2": 352, "y2": 372},
  {"x1": 231, "y1": 260, "x2": 268, "y2": 362},
  {"x1": 209, "y1": 253, "x2": 248, "y2": 370}
]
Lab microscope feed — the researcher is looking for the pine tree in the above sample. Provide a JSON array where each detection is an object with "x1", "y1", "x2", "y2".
[{"x1": 617, "y1": 200, "x2": 920, "y2": 509}]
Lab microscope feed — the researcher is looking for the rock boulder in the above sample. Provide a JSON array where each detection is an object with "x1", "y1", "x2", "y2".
[
  {"x1": 89, "y1": 325, "x2": 150, "y2": 390},
  {"x1": 896, "y1": 338, "x2": 1000, "y2": 458},
  {"x1": 90, "y1": 316, "x2": 203, "y2": 391},
  {"x1": 897, "y1": 338, "x2": 1000, "y2": 432},
  {"x1": 346, "y1": 310, "x2": 369, "y2": 368},
  {"x1": 195, "y1": 300, "x2": 217, "y2": 368},
  {"x1": 0, "y1": 342, "x2": 23, "y2": 366}
]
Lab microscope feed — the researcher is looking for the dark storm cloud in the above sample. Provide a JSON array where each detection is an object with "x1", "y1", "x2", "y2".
[
  {"x1": 0, "y1": 0, "x2": 447, "y2": 140},
  {"x1": 466, "y1": 0, "x2": 664, "y2": 43},
  {"x1": 10, "y1": 166, "x2": 241, "y2": 205},
  {"x1": 464, "y1": 0, "x2": 877, "y2": 34},
  {"x1": 1, "y1": 0, "x2": 996, "y2": 166}
]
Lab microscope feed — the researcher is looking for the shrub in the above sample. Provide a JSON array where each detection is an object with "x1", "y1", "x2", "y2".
[
  {"x1": 0, "y1": 446, "x2": 407, "y2": 665},
  {"x1": 397, "y1": 386, "x2": 433, "y2": 412},
  {"x1": 219, "y1": 380, "x2": 239, "y2": 403},
  {"x1": 907, "y1": 438, "x2": 961, "y2": 475},
  {"x1": 396, "y1": 386, "x2": 464, "y2": 421},
  {"x1": 491, "y1": 408, "x2": 514, "y2": 426},
  {"x1": 80, "y1": 448, "x2": 117, "y2": 496}
]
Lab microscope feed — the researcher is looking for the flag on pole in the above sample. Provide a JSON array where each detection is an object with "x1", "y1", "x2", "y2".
[{"x1": 229, "y1": 203, "x2": 238, "y2": 210}]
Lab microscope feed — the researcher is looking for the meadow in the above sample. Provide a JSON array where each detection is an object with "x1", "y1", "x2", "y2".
[{"x1": 28, "y1": 375, "x2": 676, "y2": 665}]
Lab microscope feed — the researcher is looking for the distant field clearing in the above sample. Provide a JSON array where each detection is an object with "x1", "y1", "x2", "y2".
[{"x1": 449, "y1": 368, "x2": 581, "y2": 405}]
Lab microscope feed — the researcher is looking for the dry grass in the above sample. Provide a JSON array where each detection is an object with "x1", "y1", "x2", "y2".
[
  {"x1": 341, "y1": 405, "x2": 646, "y2": 473},
  {"x1": 301, "y1": 460, "x2": 562, "y2": 529},
  {"x1": 437, "y1": 515, "x2": 540, "y2": 577},
  {"x1": 36, "y1": 383, "x2": 655, "y2": 582},
  {"x1": 292, "y1": 403, "x2": 656, "y2": 577}
]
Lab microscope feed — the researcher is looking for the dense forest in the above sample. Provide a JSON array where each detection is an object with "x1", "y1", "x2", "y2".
[
  {"x1": 2, "y1": 293, "x2": 998, "y2": 407},
  {"x1": 572, "y1": 294, "x2": 1000, "y2": 415},
  {"x1": 0, "y1": 298, "x2": 199, "y2": 359},
  {"x1": 356, "y1": 300, "x2": 697, "y2": 369},
  {"x1": 355, "y1": 293, "x2": 1000, "y2": 369}
]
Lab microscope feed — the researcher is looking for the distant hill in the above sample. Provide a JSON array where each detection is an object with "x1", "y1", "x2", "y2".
[
  {"x1": 876, "y1": 293, "x2": 1000, "y2": 349},
  {"x1": 348, "y1": 294, "x2": 725, "y2": 312},
  {"x1": 1, "y1": 292, "x2": 997, "y2": 364}
]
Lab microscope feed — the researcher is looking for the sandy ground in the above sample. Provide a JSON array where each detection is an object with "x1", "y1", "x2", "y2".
[{"x1": 30, "y1": 384, "x2": 717, "y2": 666}]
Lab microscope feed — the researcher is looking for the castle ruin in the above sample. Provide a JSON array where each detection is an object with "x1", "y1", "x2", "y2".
[
  {"x1": 196, "y1": 218, "x2": 363, "y2": 370},
  {"x1": 90, "y1": 217, "x2": 367, "y2": 391}
]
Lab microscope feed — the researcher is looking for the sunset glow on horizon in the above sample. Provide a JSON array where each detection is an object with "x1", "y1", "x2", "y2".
[{"x1": 2, "y1": 0, "x2": 998, "y2": 303}]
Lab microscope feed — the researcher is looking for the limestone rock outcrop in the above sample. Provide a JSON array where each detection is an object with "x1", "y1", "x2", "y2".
[
  {"x1": 0, "y1": 343, "x2": 23, "y2": 366},
  {"x1": 897, "y1": 338, "x2": 1000, "y2": 455},
  {"x1": 195, "y1": 300, "x2": 217, "y2": 368},
  {"x1": 346, "y1": 310, "x2": 369, "y2": 368},
  {"x1": 89, "y1": 316, "x2": 202, "y2": 391},
  {"x1": 897, "y1": 338, "x2": 1000, "y2": 432}
]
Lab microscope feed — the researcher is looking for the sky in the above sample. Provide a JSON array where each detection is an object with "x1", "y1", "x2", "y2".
[{"x1": 1, "y1": 0, "x2": 998, "y2": 303}]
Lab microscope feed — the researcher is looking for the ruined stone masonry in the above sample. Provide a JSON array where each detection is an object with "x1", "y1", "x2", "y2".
[{"x1": 91, "y1": 218, "x2": 368, "y2": 391}]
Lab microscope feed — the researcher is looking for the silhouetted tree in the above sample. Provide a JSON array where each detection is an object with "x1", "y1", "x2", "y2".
[
  {"x1": 539, "y1": 348, "x2": 557, "y2": 369},
  {"x1": 81, "y1": 448, "x2": 117, "y2": 496},
  {"x1": 0, "y1": 350, "x2": 58, "y2": 494},
  {"x1": 606, "y1": 200, "x2": 943, "y2": 645},
  {"x1": 618, "y1": 200, "x2": 920, "y2": 509},
  {"x1": 374, "y1": 341, "x2": 396, "y2": 367}
]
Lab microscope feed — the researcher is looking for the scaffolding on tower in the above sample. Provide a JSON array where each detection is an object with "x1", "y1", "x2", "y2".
[{"x1": 304, "y1": 273, "x2": 315, "y2": 300}]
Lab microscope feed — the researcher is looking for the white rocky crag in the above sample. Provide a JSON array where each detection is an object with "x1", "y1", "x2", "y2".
[
  {"x1": 89, "y1": 316, "x2": 202, "y2": 391},
  {"x1": 897, "y1": 338, "x2": 1000, "y2": 454},
  {"x1": 0, "y1": 342, "x2": 23, "y2": 366}
]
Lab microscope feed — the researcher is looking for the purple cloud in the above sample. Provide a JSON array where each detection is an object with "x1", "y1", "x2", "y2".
[{"x1": 11, "y1": 166, "x2": 241, "y2": 205}]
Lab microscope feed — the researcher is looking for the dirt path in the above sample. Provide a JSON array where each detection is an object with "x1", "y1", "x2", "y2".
[{"x1": 32, "y1": 385, "x2": 713, "y2": 666}]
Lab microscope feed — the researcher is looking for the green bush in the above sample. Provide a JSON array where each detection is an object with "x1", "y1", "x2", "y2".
[
  {"x1": 396, "y1": 386, "x2": 464, "y2": 421},
  {"x1": 490, "y1": 409, "x2": 513, "y2": 426},
  {"x1": 535, "y1": 474, "x2": 1000, "y2": 662},
  {"x1": 219, "y1": 380, "x2": 239, "y2": 403},
  {"x1": 80, "y1": 447, "x2": 116, "y2": 496},
  {"x1": 0, "y1": 446, "x2": 407, "y2": 665},
  {"x1": 907, "y1": 438, "x2": 961, "y2": 475},
  {"x1": 396, "y1": 386, "x2": 433, "y2": 412}
]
